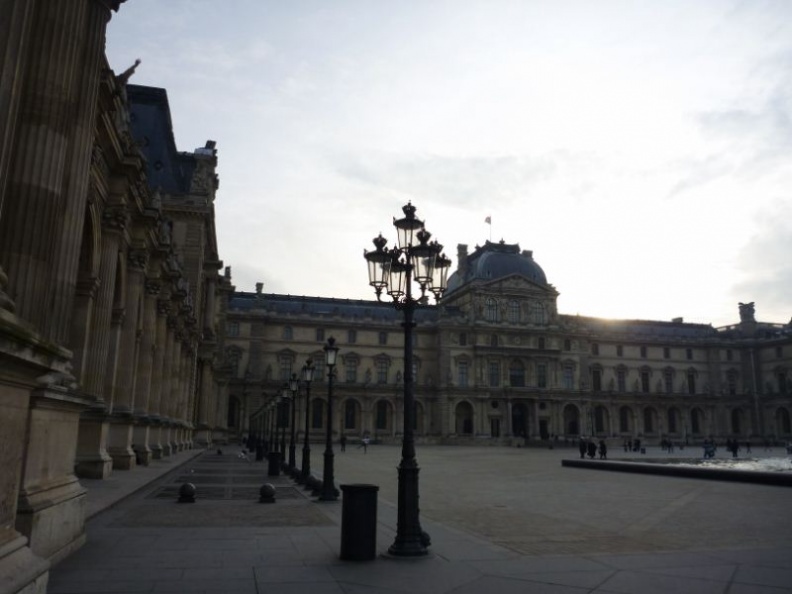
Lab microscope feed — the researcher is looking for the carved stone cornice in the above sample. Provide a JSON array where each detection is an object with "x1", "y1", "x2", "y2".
[
  {"x1": 102, "y1": 204, "x2": 129, "y2": 231},
  {"x1": 127, "y1": 248, "x2": 148, "y2": 271},
  {"x1": 156, "y1": 299, "x2": 171, "y2": 316},
  {"x1": 145, "y1": 279, "x2": 162, "y2": 297}
]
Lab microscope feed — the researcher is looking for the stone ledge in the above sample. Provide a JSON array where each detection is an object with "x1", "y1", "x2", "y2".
[{"x1": 561, "y1": 458, "x2": 792, "y2": 487}]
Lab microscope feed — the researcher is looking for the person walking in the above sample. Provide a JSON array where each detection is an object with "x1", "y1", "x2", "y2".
[
  {"x1": 578, "y1": 439, "x2": 587, "y2": 459},
  {"x1": 340, "y1": 434, "x2": 347, "y2": 452},
  {"x1": 598, "y1": 439, "x2": 607, "y2": 460}
]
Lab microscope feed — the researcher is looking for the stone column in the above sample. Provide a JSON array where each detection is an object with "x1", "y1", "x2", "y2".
[
  {"x1": 159, "y1": 315, "x2": 176, "y2": 456},
  {"x1": 148, "y1": 296, "x2": 169, "y2": 459},
  {"x1": 167, "y1": 325, "x2": 183, "y2": 454},
  {"x1": 194, "y1": 357, "x2": 214, "y2": 447},
  {"x1": 108, "y1": 249, "x2": 146, "y2": 470},
  {"x1": 0, "y1": 0, "x2": 105, "y2": 343},
  {"x1": 131, "y1": 278, "x2": 159, "y2": 465}
]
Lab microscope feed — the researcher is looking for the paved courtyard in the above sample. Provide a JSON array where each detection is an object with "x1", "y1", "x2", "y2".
[
  {"x1": 47, "y1": 444, "x2": 792, "y2": 593},
  {"x1": 334, "y1": 444, "x2": 792, "y2": 555}
]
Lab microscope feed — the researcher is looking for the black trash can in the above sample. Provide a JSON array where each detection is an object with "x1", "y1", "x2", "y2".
[
  {"x1": 340, "y1": 484, "x2": 379, "y2": 561},
  {"x1": 267, "y1": 451, "x2": 280, "y2": 476}
]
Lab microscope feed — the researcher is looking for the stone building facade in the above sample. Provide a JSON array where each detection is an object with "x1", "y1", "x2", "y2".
[
  {"x1": 0, "y1": 2, "x2": 230, "y2": 592},
  {"x1": 224, "y1": 241, "x2": 791, "y2": 447}
]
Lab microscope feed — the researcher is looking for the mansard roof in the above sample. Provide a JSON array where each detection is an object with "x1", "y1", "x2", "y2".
[
  {"x1": 126, "y1": 84, "x2": 197, "y2": 194},
  {"x1": 228, "y1": 292, "x2": 439, "y2": 324}
]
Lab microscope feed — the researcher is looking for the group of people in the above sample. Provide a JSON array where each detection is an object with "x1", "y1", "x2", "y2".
[
  {"x1": 578, "y1": 438, "x2": 608, "y2": 460},
  {"x1": 339, "y1": 434, "x2": 370, "y2": 453},
  {"x1": 622, "y1": 438, "x2": 642, "y2": 453}
]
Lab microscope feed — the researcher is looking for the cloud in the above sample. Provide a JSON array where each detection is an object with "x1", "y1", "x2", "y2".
[{"x1": 732, "y1": 199, "x2": 792, "y2": 323}]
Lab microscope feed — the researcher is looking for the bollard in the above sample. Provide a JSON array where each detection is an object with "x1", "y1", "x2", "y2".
[
  {"x1": 259, "y1": 483, "x2": 276, "y2": 503},
  {"x1": 178, "y1": 482, "x2": 196, "y2": 503}
]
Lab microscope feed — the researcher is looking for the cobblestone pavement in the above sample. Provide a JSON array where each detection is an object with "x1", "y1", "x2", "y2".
[
  {"x1": 47, "y1": 444, "x2": 792, "y2": 593},
  {"x1": 334, "y1": 444, "x2": 792, "y2": 556}
]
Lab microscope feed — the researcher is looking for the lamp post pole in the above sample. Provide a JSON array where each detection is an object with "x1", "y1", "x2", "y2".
[
  {"x1": 288, "y1": 373, "x2": 299, "y2": 472},
  {"x1": 364, "y1": 201, "x2": 451, "y2": 556},
  {"x1": 279, "y1": 395, "x2": 287, "y2": 465},
  {"x1": 300, "y1": 359, "x2": 315, "y2": 484},
  {"x1": 319, "y1": 337, "x2": 339, "y2": 501}
]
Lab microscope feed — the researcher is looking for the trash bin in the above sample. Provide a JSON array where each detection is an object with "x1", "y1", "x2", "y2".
[
  {"x1": 267, "y1": 451, "x2": 280, "y2": 476},
  {"x1": 340, "y1": 484, "x2": 379, "y2": 561}
]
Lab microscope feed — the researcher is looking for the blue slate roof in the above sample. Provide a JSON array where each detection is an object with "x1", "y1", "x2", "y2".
[{"x1": 126, "y1": 85, "x2": 196, "y2": 194}]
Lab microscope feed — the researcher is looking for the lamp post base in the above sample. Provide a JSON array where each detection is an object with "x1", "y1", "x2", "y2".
[{"x1": 388, "y1": 461, "x2": 429, "y2": 556}]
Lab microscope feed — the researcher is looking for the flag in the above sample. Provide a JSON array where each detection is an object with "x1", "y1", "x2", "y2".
[{"x1": 485, "y1": 216, "x2": 491, "y2": 225}]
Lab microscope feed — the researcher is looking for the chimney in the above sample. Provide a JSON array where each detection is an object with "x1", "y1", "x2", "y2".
[{"x1": 457, "y1": 244, "x2": 468, "y2": 278}]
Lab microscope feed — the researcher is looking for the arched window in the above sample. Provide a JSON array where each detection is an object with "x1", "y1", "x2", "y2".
[
  {"x1": 619, "y1": 406, "x2": 631, "y2": 433},
  {"x1": 731, "y1": 408, "x2": 743, "y2": 434},
  {"x1": 691, "y1": 408, "x2": 703, "y2": 434},
  {"x1": 375, "y1": 400, "x2": 391, "y2": 431},
  {"x1": 507, "y1": 300, "x2": 520, "y2": 323},
  {"x1": 344, "y1": 400, "x2": 358, "y2": 430},
  {"x1": 667, "y1": 408, "x2": 679, "y2": 434},
  {"x1": 643, "y1": 407, "x2": 656, "y2": 433},
  {"x1": 455, "y1": 401, "x2": 474, "y2": 434},
  {"x1": 777, "y1": 407, "x2": 791, "y2": 434},
  {"x1": 311, "y1": 398, "x2": 324, "y2": 429},
  {"x1": 485, "y1": 298, "x2": 499, "y2": 322},
  {"x1": 594, "y1": 406, "x2": 607, "y2": 434}
]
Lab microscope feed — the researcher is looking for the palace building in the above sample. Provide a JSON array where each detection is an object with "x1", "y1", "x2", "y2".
[
  {"x1": 0, "y1": 3, "x2": 231, "y2": 591},
  {"x1": 224, "y1": 240, "x2": 791, "y2": 447}
]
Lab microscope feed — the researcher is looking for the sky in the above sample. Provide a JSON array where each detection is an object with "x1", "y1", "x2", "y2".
[{"x1": 106, "y1": 0, "x2": 792, "y2": 328}]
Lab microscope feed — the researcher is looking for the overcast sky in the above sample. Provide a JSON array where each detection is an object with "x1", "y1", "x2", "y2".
[{"x1": 106, "y1": 0, "x2": 792, "y2": 328}]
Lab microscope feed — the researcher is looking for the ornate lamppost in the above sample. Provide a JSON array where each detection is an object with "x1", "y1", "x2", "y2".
[
  {"x1": 319, "y1": 337, "x2": 339, "y2": 501},
  {"x1": 279, "y1": 388, "x2": 288, "y2": 465},
  {"x1": 364, "y1": 201, "x2": 451, "y2": 556},
  {"x1": 300, "y1": 359, "x2": 315, "y2": 484},
  {"x1": 288, "y1": 373, "x2": 299, "y2": 472}
]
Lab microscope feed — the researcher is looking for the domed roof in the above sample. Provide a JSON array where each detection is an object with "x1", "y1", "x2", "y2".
[{"x1": 445, "y1": 240, "x2": 547, "y2": 295}]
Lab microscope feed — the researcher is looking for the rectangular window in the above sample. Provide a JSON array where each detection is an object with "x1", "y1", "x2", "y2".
[
  {"x1": 640, "y1": 346, "x2": 647, "y2": 358},
  {"x1": 345, "y1": 361, "x2": 357, "y2": 384},
  {"x1": 457, "y1": 361, "x2": 469, "y2": 387},
  {"x1": 459, "y1": 332, "x2": 467, "y2": 346},
  {"x1": 348, "y1": 329, "x2": 357, "y2": 344},
  {"x1": 687, "y1": 372, "x2": 696, "y2": 395},
  {"x1": 378, "y1": 331, "x2": 388, "y2": 345},
  {"x1": 616, "y1": 345, "x2": 623, "y2": 357},
  {"x1": 563, "y1": 339, "x2": 571, "y2": 351},
  {"x1": 538, "y1": 337, "x2": 545, "y2": 350},
  {"x1": 778, "y1": 371, "x2": 788, "y2": 394},
  {"x1": 376, "y1": 359, "x2": 388, "y2": 384},
  {"x1": 537, "y1": 363, "x2": 547, "y2": 388},
  {"x1": 686, "y1": 348, "x2": 693, "y2": 360},
  {"x1": 562, "y1": 367, "x2": 573, "y2": 390},
  {"x1": 726, "y1": 349, "x2": 733, "y2": 361},
  {"x1": 227, "y1": 321, "x2": 239, "y2": 337},
  {"x1": 591, "y1": 343, "x2": 599, "y2": 356},
  {"x1": 488, "y1": 362, "x2": 500, "y2": 387},
  {"x1": 592, "y1": 369, "x2": 602, "y2": 392},
  {"x1": 313, "y1": 359, "x2": 326, "y2": 383},
  {"x1": 664, "y1": 371, "x2": 673, "y2": 394},
  {"x1": 641, "y1": 371, "x2": 650, "y2": 393},
  {"x1": 316, "y1": 328, "x2": 325, "y2": 342},
  {"x1": 728, "y1": 373, "x2": 737, "y2": 395},
  {"x1": 617, "y1": 370, "x2": 626, "y2": 393},
  {"x1": 279, "y1": 357, "x2": 292, "y2": 381},
  {"x1": 663, "y1": 347, "x2": 670, "y2": 359},
  {"x1": 776, "y1": 346, "x2": 783, "y2": 359}
]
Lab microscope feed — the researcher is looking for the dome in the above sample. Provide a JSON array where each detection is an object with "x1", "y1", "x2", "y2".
[{"x1": 445, "y1": 240, "x2": 547, "y2": 295}]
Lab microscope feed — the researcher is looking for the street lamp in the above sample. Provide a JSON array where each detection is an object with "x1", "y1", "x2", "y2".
[
  {"x1": 364, "y1": 201, "x2": 451, "y2": 556},
  {"x1": 288, "y1": 373, "x2": 299, "y2": 472},
  {"x1": 300, "y1": 359, "x2": 315, "y2": 484},
  {"x1": 319, "y1": 336, "x2": 339, "y2": 502}
]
